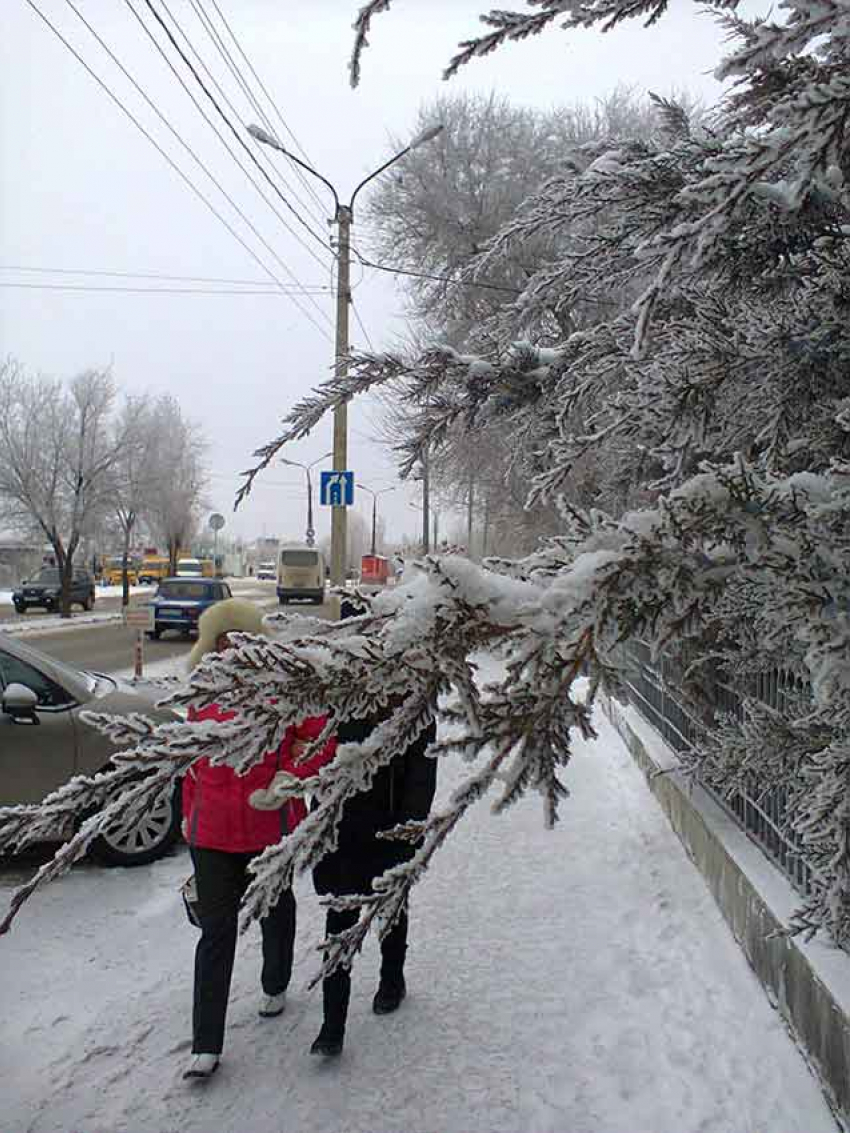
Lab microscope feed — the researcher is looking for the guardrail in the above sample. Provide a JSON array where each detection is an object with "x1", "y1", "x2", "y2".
[{"x1": 622, "y1": 640, "x2": 812, "y2": 896}]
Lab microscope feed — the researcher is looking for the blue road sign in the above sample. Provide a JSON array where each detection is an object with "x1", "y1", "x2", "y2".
[{"x1": 320, "y1": 470, "x2": 354, "y2": 507}]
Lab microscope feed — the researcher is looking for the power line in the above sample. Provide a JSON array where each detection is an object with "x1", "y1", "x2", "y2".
[
  {"x1": 1, "y1": 281, "x2": 326, "y2": 296},
  {"x1": 136, "y1": 0, "x2": 331, "y2": 267},
  {"x1": 186, "y1": 0, "x2": 329, "y2": 232},
  {"x1": 205, "y1": 0, "x2": 330, "y2": 222},
  {"x1": 353, "y1": 248, "x2": 521, "y2": 295},
  {"x1": 0, "y1": 263, "x2": 330, "y2": 288},
  {"x1": 122, "y1": 0, "x2": 332, "y2": 303},
  {"x1": 351, "y1": 298, "x2": 376, "y2": 351},
  {"x1": 33, "y1": 0, "x2": 332, "y2": 342}
]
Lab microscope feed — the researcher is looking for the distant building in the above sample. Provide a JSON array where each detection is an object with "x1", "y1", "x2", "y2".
[{"x1": 0, "y1": 536, "x2": 45, "y2": 590}]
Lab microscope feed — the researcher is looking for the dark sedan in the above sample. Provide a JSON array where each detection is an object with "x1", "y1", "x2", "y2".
[{"x1": 149, "y1": 577, "x2": 231, "y2": 639}]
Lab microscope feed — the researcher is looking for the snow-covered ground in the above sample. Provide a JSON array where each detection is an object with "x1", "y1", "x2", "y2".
[
  {"x1": 0, "y1": 703, "x2": 837, "y2": 1133},
  {"x1": 0, "y1": 583, "x2": 153, "y2": 607}
]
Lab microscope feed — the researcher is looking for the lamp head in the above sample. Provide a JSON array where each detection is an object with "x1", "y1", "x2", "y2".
[{"x1": 410, "y1": 124, "x2": 444, "y2": 150}]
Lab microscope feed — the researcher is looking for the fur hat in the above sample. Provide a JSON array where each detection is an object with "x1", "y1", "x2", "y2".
[{"x1": 188, "y1": 597, "x2": 265, "y2": 669}]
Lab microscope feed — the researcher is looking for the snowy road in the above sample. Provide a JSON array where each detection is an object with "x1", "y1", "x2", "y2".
[{"x1": 0, "y1": 707, "x2": 837, "y2": 1133}]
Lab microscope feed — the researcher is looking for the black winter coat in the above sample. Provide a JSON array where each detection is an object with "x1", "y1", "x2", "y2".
[{"x1": 312, "y1": 716, "x2": 437, "y2": 897}]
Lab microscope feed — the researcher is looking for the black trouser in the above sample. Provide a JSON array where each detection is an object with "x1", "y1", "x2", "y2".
[
  {"x1": 190, "y1": 846, "x2": 296, "y2": 1055},
  {"x1": 322, "y1": 905, "x2": 408, "y2": 1037}
]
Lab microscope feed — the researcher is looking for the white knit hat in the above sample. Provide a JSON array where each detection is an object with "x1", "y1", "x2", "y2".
[{"x1": 188, "y1": 597, "x2": 265, "y2": 669}]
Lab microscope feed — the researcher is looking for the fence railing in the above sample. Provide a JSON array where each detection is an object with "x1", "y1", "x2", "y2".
[{"x1": 622, "y1": 640, "x2": 812, "y2": 896}]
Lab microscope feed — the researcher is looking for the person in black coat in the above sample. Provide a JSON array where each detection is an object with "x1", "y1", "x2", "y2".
[{"x1": 310, "y1": 602, "x2": 438, "y2": 1057}]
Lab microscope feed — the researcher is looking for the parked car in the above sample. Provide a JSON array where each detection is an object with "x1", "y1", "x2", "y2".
[
  {"x1": 0, "y1": 632, "x2": 181, "y2": 866},
  {"x1": 256, "y1": 561, "x2": 276, "y2": 581},
  {"x1": 148, "y1": 577, "x2": 232, "y2": 639},
  {"x1": 12, "y1": 567, "x2": 96, "y2": 614}
]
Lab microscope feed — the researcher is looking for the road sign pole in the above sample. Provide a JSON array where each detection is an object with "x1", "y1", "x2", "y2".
[
  {"x1": 330, "y1": 205, "x2": 351, "y2": 587},
  {"x1": 134, "y1": 629, "x2": 144, "y2": 681}
]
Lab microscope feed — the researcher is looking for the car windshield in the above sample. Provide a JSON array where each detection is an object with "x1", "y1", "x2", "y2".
[
  {"x1": 158, "y1": 581, "x2": 212, "y2": 600},
  {"x1": 280, "y1": 551, "x2": 318, "y2": 568},
  {"x1": 31, "y1": 569, "x2": 60, "y2": 584},
  {"x1": 0, "y1": 633, "x2": 97, "y2": 700}
]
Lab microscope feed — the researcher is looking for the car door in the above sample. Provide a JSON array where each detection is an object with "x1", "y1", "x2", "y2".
[{"x1": 0, "y1": 647, "x2": 78, "y2": 804}]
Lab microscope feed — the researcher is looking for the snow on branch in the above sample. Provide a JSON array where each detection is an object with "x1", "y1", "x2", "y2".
[{"x1": 6, "y1": 460, "x2": 850, "y2": 953}]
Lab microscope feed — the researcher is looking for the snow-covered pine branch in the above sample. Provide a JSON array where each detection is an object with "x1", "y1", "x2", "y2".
[{"x1": 7, "y1": 459, "x2": 850, "y2": 950}]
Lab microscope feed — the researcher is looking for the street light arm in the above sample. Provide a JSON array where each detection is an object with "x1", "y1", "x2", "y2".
[
  {"x1": 247, "y1": 124, "x2": 340, "y2": 214},
  {"x1": 349, "y1": 124, "x2": 444, "y2": 212}
]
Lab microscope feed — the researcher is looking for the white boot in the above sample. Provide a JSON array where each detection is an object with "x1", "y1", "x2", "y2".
[
  {"x1": 259, "y1": 991, "x2": 286, "y2": 1018},
  {"x1": 183, "y1": 1053, "x2": 220, "y2": 1080}
]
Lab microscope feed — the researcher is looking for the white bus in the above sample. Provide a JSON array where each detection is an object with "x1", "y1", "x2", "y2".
[{"x1": 277, "y1": 545, "x2": 325, "y2": 605}]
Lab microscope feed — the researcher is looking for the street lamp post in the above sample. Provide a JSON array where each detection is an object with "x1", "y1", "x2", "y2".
[
  {"x1": 280, "y1": 451, "x2": 332, "y2": 547},
  {"x1": 248, "y1": 122, "x2": 444, "y2": 586},
  {"x1": 408, "y1": 498, "x2": 439, "y2": 555},
  {"x1": 356, "y1": 483, "x2": 397, "y2": 556}
]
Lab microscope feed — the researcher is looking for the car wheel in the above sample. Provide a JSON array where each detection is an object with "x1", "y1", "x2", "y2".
[
  {"x1": 13, "y1": 603, "x2": 25, "y2": 615},
  {"x1": 89, "y1": 781, "x2": 181, "y2": 867},
  {"x1": 147, "y1": 625, "x2": 161, "y2": 640},
  {"x1": 279, "y1": 596, "x2": 287, "y2": 605},
  {"x1": 83, "y1": 593, "x2": 94, "y2": 611}
]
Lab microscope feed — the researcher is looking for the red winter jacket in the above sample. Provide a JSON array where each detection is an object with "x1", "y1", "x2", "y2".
[{"x1": 182, "y1": 704, "x2": 336, "y2": 853}]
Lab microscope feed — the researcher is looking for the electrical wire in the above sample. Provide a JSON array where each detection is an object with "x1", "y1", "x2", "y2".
[
  {"x1": 205, "y1": 0, "x2": 330, "y2": 222},
  {"x1": 186, "y1": 0, "x2": 329, "y2": 232},
  {"x1": 0, "y1": 264, "x2": 329, "y2": 288},
  {"x1": 351, "y1": 298, "x2": 376, "y2": 351},
  {"x1": 0, "y1": 281, "x2": 326, "y2": 296},
  {"x1": 33, "y1": 0, "x2": 332, "y2": 342},
  {"x1": 353, "y1": 247, "x2": 521, "y2": 295},
  {"x1": 123, "y1": 0, "x2": 332, "y2": 301},
  {"x1": 168, "y1": 0, "x2": 329, "y2": 240},
  {"x1": 136, "y1": 0, "x2": 331, "y2": 267}
]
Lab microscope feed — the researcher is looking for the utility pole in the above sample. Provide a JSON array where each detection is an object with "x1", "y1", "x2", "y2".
[
  {"x1": 357, "y1": 482, "x2": 396, "y2": 557},
  {"x1": 247, "y1": 123, "x2": 444, "y2": 588},
  {"x1": 422, "y1": 447, "x2": 430, "y2": 554},
  {"x1": 331, "y1": 207, "x2": 351, "y2": 584}
]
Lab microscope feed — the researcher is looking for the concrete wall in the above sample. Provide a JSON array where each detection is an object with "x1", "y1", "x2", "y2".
[{"x1": 604, "y1": 695, "x2": 850, "y2": 1129}]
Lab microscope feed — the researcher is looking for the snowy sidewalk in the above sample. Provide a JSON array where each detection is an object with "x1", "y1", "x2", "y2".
[{"x1": 0, "y1": 706, "x2": 837, "y2": 1133}]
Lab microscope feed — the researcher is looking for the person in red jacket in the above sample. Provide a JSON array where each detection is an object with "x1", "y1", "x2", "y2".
[{"x1": 181, "y1": 598, "x2": 335, "y2": 1080}]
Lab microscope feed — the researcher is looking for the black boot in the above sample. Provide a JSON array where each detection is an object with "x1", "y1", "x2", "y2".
[
  {"x1": 372, "y1": 975, "x2": 406, "y2": 1015},
  {"x1": 310, "y1": 1024, "x2": 344, "y2": 1057},
  {"x1": 310, "y1": 961, "x2": 349, "y2": 1057}
]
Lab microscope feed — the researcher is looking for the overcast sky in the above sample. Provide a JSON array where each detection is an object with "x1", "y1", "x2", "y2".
[{"x1": 0, "y1": 1, "x2": 760, "y2": 549}]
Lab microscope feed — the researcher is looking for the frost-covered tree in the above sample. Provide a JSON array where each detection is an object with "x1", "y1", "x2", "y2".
[
  {"x1": 0, "y1": 360, "x2": 130, "y2": 616},
  {"x1": 109, "y1": 396, "x2": 160, "y2": 607},
  {"x1": 146, "y1": 396, "x2": 207, "y2": 574},
  {"x1": 4, "y1": 0, "x2": 850, "y2": 962}
]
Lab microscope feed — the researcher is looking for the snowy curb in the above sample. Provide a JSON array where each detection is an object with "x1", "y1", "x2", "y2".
[
  {"x1": 1, "y1": 611, "x2": 126, "y2": 638},
  {"x1": 601, "y1": 693, "x2": 850, "y2": 1130}
]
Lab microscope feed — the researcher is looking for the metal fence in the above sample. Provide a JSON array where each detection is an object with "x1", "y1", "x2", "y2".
[{"x1": 622, "y1": 640, "x2": 812, "y2": 896}]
